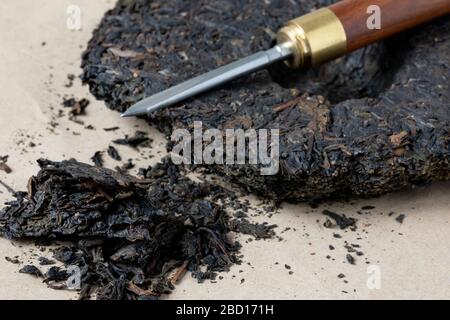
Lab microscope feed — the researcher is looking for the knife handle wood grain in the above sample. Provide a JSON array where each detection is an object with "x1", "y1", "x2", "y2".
[{"x1": 329, "y1": 0, "x2": 450, "y2": 53}]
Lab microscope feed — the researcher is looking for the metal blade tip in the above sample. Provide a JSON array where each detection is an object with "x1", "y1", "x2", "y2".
[{"x1": 121, "y1": 105, "x2": 147, "y2": 117}]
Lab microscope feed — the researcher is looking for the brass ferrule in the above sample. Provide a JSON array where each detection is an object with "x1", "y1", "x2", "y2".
[{"x1": 277, "y1": 8, "x2": 347, "y2": 69}]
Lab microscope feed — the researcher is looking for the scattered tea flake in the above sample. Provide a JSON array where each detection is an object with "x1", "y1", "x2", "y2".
[
  {"x1": 119, "y1": 159, "x2": 135, "y2": 172},
  {"x1": 64, "y1": 98, "x2": 90, "y2": 116},
  {"x1": 0, "y1": 156, "x2": 12, "y2": 174},
  {"x1": 63, "y1": 97, "x2": 90, "y2": 125},
  {"x1": 396, "y1": 214, "x2": 406, "y2": 224},
  {"x1": 113, "y1": 131, "x2": 152, "y2": 148},
  {"x1": 107, "y1": 146, "x2": 121, "y2": 161},
  {"x1": 72, "y1": 100, "x2": 90, "y2": 116},
  {"x1": 19, "y1": 265, "x2": 43, "y2": 277},
  {"x1": 346, "y1": 254, "x2": 355, "y2": 265},
  {"x1": 361, "y1": 205, "x2": 376, "y2": 210},
  {"x1": 103, "y1": 126, "x2": 120, "y2": 132},
  {"x1": 44, "y1": 266, "x2": 69, "y2": 282},
  {"x1": 322, "y1": 210, "x2": 357, "y2": 230},
  {"x1": 323, "y1": 218, "x2": 333, "y2": 228},
  {"x1": 337, "y1": 273, "x2": 345, "y2": 279},
  {"x1": 229, "y1": 219, "x2": 276, "y2": 239},
  {"x1": 103, "y1": 127, "x2": 120, "y2": 132},
  {"x1": 91, "y1": 151, "x2": 104, "y2": 167},
  {"x1": 284, "y1": 264, "x2": 291, "y2": 270},
  {"x1": 38, "y1": 256, "x2": 55, "y2": 266},
  {"x1": 344, "y1": 244, "x2": 356, "y2": 253},
  {"x1": 65, "y1": 74, "x2": 76, "y2": 88},
  {"x1": 5, "y1": 256, "x2": 20, "y2": 264},
  {"x1": 0, "y1": 163, "x2": 12, "y2": 174},
  {"x1": 62, "y1": 97, "x2": 76, "y2": 108}
]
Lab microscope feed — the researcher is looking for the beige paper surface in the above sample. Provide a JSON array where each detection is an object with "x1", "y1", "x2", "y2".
[{"x1": 0, "y1": 0, "x2": 448, "y2": 300}]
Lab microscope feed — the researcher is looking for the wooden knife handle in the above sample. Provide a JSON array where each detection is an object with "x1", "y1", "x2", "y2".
[
  {"x1": 278, "y1": 0, "x2": 450, "y2": 68},
  {"x1": 329, "y1": 0, "x2": 450, "y2": 52}
]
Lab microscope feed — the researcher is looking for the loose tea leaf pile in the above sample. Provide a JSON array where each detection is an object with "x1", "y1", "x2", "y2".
[
  {"x1": 0, "y1": 158, "x2": 272, "y2": 299},
  {"x1": 0, "y1": 155, "x2": 12, "y2": 174},
  {"x1": 81, "y1": 0, "x2": 450, "y2": 201}
]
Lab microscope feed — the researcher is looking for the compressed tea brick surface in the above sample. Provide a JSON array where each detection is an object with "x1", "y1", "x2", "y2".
[{"x1": 82, "y1": 0, "x2": 450, "y2": 201}]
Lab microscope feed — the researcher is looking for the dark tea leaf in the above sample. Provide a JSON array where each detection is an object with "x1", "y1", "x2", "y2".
[{"x1": 0, "y1": 158, "x2": 271, "y2": 299}]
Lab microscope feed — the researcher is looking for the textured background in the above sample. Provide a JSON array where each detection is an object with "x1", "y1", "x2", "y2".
[{"x1": 0, "y1": 0, "x2": 449, "y2": 299}]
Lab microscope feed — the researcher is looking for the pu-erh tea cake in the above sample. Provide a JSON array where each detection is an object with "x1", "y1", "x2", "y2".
[{"x1": 81, "y1": 0, "x2": 450, "y2": 201}]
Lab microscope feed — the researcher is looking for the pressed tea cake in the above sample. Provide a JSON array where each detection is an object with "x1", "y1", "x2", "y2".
[{"x1": 81, "y1": 0, "x2": 450, "y2": 201}]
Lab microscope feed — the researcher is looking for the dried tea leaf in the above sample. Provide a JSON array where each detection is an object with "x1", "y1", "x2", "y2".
[
  {"x1": 19, "y1": 265, "x2": 43, "y2": 277},
  {"x1": 38, "y1": 257, "x2": 55, "y2": 266},
  {"x1": 0, "y1": 163, "x2": 12, "y2": 174},
  {"x1": 5, "y1": 256, "x2": 20, "y2": 264},
  {"x1": 0, "y1": 158, "x2": 272, "y2": 299},
  {"x1": 396, "y1": 214, "x2": 406, "y2": 224},
  {"x1": 63, "y1": 98, "x2": 90, "y2": 116},
  {"x1": 346, "y1": 254, "x2": 355, "y2": 265},
  {"x1": 0, "y1": 155, "x2": 12, "y2": 174},
  {"x1": 91, "y1": 151, "x2": 104, "y2": 167},
  {"x1": 107, "y1": 146, "x2": 121, "y2": 161},
  {"x1": 113, "y1": 131, "x2": 151, "y2": 148},
  {"x1": 322, "y1": 210, "x2": 357, "y2": 230}
]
